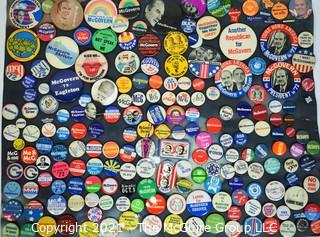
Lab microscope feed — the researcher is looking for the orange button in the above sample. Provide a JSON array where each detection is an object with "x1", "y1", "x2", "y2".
[
  {"x1": 242, "y1": 0, "x2": 259, "y2": 17},
  {"x1": 206, "y1": 117, "x2": 222, "y2": 133},
  {"x1": 149, "y1": 75, "x2": 163, "y2": 89},
  {"x1": 271, "y1": 2, "x2": 288, "y2": 20},
  {"x1": 103, "y1": 141, "x2": 120, "y2": 159},
  {"x1": 272, "y1": 141, "x2": 287, "y2": 156}
]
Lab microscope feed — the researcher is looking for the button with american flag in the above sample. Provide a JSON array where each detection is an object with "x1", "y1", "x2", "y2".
[
  {"x1": 188, "y1": 46, "x2": 221, "y2": 79},
  {"x1": 292, "y1": 49, "x2": 316, "y2": 73}
]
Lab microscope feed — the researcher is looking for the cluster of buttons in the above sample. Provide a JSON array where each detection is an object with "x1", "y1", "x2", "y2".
[{"x1": 2, "y1": 0, "x2": 320, "y2": 236}]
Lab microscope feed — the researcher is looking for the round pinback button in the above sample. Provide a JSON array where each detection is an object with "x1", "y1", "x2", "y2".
[
  {"x1": 75, "y1": 50, "x2": 108, "y2": 83},
  {"x1": 219, "y1": 23, "x2": 257, "y2": 61},
  {"x1": 144, "y1": 0, "x2": 182, "y2": 34},
  {"x1": 188, "y1": 46, "x2": 221, "y2": 79},
  {"x1": 215, "y1": 60, "x2": 253, "y2": 98},
  {"x1": 260, "y1": 24, "x2": 298, "y2": 62},
  {"x1": 7, "y1": 29, "x2": 40, "y2": 62},
  {"x1": 84, "y1": 0, "x2": 117, "y2": 29},
  {"x1": 46, "y1": 36, "x2": 79, "y2": 69},
  {"x1": 196, "y1": 16, "x2": 221, "y2": 40},
  {"x1": 10, "y1": 0, "x2": 43, "y2": 29}
]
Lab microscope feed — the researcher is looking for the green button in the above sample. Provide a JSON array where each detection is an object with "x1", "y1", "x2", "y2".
[
  {"x1": 20, "y1": 223, "x2": 35, "y2": 237},
  {"x1": 205, "y1": 213, "x2": 225, "y2": 234},
  {"x1": 137, "y1": 178, "x2": 157, "y2": 199},
  {"x1": 306, "y1": 140, "x2": 320, "y2": 155},
  {"x1": 92, "y1": 29, "x2": 117, "y2": 54},
  {"x1": 131, "y1": 198, "x2": 145, "y2": 213},
  {"x1": 2, "y1": 223, "x2": 19, "y2": 237},
  {"x1": 42, "y1": 0, "x2": 54, "y2": 14},
  {"x1": 176, "y1": 178, "x2": 193, "y2": 193},
  {"x1": 191, "y1": 167, "x2": 207, "y2": 184}
]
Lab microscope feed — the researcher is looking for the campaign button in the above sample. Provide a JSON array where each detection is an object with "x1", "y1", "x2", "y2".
[
  {"x1": 292, "y1": 49, "x2": 316, "y2": 73},
  {"x1": 5, "y1": 61, "x2": 25, "y2": 82},
  {"x1": 2, "y1": 199, "x2": 23, "y2": 221},
  {"x1": 188, "y1": 47, "x2": 221, "y2": 79},
  {"x1": 131, "y1": 20, "x2": 148, "y2": 35},
  {"x1": 46, "y1": 36, "x2": 79, "y2": 69},
  {"x1": 7, "y1": 29, "x2": 40, "y2": 62},
  {"x1": 192, "y1": 148, "x2": 208, "y2": 165},
  {"x1": 146, "y1": 194, "x2": 166, "y2": 215},
  {"x1": 123, "y1": 127, "x2": 138, "y2": 142},
  {"x1": 296, "y1": 218, "x2": 309, "y2": 233},
  {"x1": 84, "y1": 0, "x2": 117, "y2": 29},
  {"x1": 137, "y1": 178, "x2": 157, "y2": 199},
  {"x1": 263, "y1": 202, "x2": 277, "y2": 218},
  {"x1": 165, "y1": 55, "x2": 188, "y2": 78},
  {"x1": 181, "y1": 17, "x2": 196, "y2": 33},
  {"x1": 260, "y1": 24, "x2": 298, "y2": 62},
  {"x1": 219, "y1": 23, "x2": 257, "y2": 61},
  {"x1": 51, "y1": 179, "x2": 66, "y2": 195},
  {"x1": 271, "y1": 2, "x2": 288, "y2": 20},
  {"x1": 298, "y1": 31, "x2": 313, "y2": 48},
  {"x1": 206, "y1": 86, "x2": 220, "y2": 101},
  {"x1": 31, "y1": 59, "x2": 50, "y2": 79},
  {"x1": 50, "y1": 70, "x2": 83, "y2": 102},
  {"x1": 242, "y1": 0, "x2": 259, "y2": 16},
  {"x1": 47, "y1": 194, "x2": 67, "y2": 216},
  {"x1": 3, "y1": 181, "x2": 21, "y2": 199},
  {"x1": 299, "y1": 155, "x2": 315, "y2": 172},
  {"x1": 186, "y1": 190, "x2": 212, "y2": 216},
  {"x1": 75, "y1": 50, "x2": 108, "y2": 83},
  {"x1": 164, "y1": 31, "x2": 188, "y2": 55},
  {"x1": 205, "y1": 213, "x2": 225, "y2": 234}
]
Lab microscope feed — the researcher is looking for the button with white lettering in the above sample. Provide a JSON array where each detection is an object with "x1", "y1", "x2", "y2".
[
  {"x1": 260, "y1": 24, "x2": 298, "y2": 62},
  {"x1": 5, "y1": 62, "x2": 25, "y2": 82},
  {"x1": 215, "y1": 60, "x2": 253, "y2": 98},
  {"x1": 249, "y1": 57, "x2": 267, "y2": 75},
  {"x1": 144, "y1": 0, "x2": 182, "y2": 34}
]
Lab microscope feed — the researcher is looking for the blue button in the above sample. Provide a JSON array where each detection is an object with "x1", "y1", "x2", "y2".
[
  {"x1": 50, "y1": 70, "x2": 83, "y2": 103},
  {"x1": 89, "y1": 122, "x2": 104, "y2": 138},
  {"x1": 236, "y1": 102, "x2": 252, "y2": 118}
]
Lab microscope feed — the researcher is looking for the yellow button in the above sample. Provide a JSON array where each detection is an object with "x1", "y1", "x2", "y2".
[
  {"x1": 116, "y1": 76, "x2": 132, "y2": 93},
  {"x1": 164, "y1": 31, "x2": 188, "y2": 55},
  {"x1": 79, "y1": 221, "x2": 99, "y2": 237},
  {"x1": 137, "y1": 121, "x2": 154, "y2": 138},
  {"x1": 164, "y1": 214, "x2": 183, "y2": 235},
  {"x1": 37, "y1": 216, "x2": 57, "y2": 237},
  {"x1": 119, "y1": 211, "x2": 139, "y2": 231}
]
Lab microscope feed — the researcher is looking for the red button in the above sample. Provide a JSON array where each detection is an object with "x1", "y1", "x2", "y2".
[
  {"x1": 269, "y1": 113, "x2": 283, "y2": 127},
  {"x1": 227, "y1": 206, "x2": 242, "y2": 220},
  {"x1": 311, "y1": 220, "x2": 320, "y2": 234},
  {"x1": 192, "y1": 148, "x2": 208, "y2": 165},
  {"x1": 252, "y1": 104, "x2": 268, "y2": 121},
  {"x1": 21, "y1": 146, "x2": 38, "y2": 164},
  {"x1": 286, "y1": 126, "x2": 296, "y2": 138},
  {"x1": 69, "y1": 159, "x2": 86, "y2": 176},
  {"x1": 192, "y1": 78, "x2": 205, "y2": 91},
  {"x1": 71, "y1": 123, "x2": 87, "y2": 139},
  {"x1": 302, "y1": 78, "x2": 315, "y2": 92},
  {"x1": 146, "y1": 194, "x2": 166, "y2": 215},
  {"x1": 206, "y1": 117, "x2": 222, "y2": 133},
  {"x1": 263, "y1": 217, "x2": 280, "y2": 235}
]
